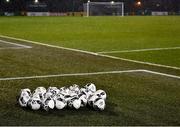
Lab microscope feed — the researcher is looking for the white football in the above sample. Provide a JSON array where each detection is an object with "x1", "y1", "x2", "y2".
[
  {"x1": 88, "y1": 95, "x2": 99, "y2": 107},
  {"x1": 47, "y1": 87, "x2": 60, "y2": 99},
  {"x1": 44, "y1": 91, "x2": 53, "y2": 99},
  {"x1": 69, "y1": 84, "x2": 80, "y2": 94},
  {"x1": 28, "y1": 93, "x2": 41, "y2": 110},
  {"x1": 79, "y1": 94, "x2": 87, "y2": 107},
  {"x1": 93, "y1": 98, "x2": 106, "y2": 111},
  {"x1": 20, "y1": 88, "x2": 31, "y2": 97},
  {"x1": 34, "y1": 87, "x2": 46, "y2": 94},
  {"x1": 94, "y1": 90, "x2": 107, "y2": 100},
  {"x1": 47, "y1": 87, "x2": 58, "y2": 92},
  {"x1": 59, "y1": 86, "x2": 66, "y2": 92},
  {"x1": 55, "y1": 98, "x2": 66, "y2": 110},
  {"x1": 80, "y1": 88, "x2": 93, "y2": 99},
  {"x1": 73, "y1": 99, "x2": 81, "y2": 109},
  {"x1": 28, "y1": 98, "x2": 41, "y2": 110},
  {"x1": 34, "y1": 87, "x2": 46, "y2": 99},
  {"x1": 85, "y1": 83, "x2": 96, "y2": 93},
  {"x1": 19, "y1": 88, "x2": 32, "y2": 107},
  {"x1": 18, "y1": 95, "x2": 31, "y2": 107},
  {"x1": 42, "y1": 97, "x2": 55, "y2": 111},
  {"x1": 48, "y1": 100, "x2": 55, "y2": 109}
]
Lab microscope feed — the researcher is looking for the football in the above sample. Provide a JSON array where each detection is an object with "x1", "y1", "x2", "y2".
[
  {"x1": 18, "y1": 83, "x2": 107, "y2": 112},
  {"x1": 93, "y1": 98, "x2": 106, "y2": 111}
]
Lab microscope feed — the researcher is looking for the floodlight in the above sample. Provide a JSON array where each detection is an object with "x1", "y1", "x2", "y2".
[
  {"x1": 88, "y1": 0, "x2": 90, "y2": 3},
  {"x1": 111, "y1": 1, "x2": 114, "y2": 4},
  {"x1": 6, "y1": 0, "x2": 10, "y2": 2},
  {"x1": 137, "y1": 1, "x2": 141, "y2": 6},
  {"x1": 34, "y1": 0, "x2": 38, "y2": 3}
]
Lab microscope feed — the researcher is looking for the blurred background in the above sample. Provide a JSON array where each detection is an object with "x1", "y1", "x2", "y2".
[{"x1": 0, "y1": 0, "x2": 180, "y2": 16}]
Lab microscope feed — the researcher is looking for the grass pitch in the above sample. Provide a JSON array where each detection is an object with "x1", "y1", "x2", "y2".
[
  {"x1": 0, "y1": 16, "x2": 180, "y2": 126},
  {"x1": 0, "y1": 16, "x2": 180, "y2": 67}
]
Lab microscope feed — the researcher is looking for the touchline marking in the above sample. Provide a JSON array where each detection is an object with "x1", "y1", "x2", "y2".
[
  {"x1": 0, "y1": 35, "x2": 180, "y2": 70},
  {"x1": 97, "y1": 47, "x2": 180, "y2": 54},
  {"x1": 0, "y1": 39, "x2": 32, "y2": 49},
  {"x1": 0, "y1": 69, "x2": 180, "y2": 81}
]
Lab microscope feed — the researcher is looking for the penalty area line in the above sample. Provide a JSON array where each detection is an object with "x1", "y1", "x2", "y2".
[
  {"x1": 0, "y1": 69, "x2": 143, "y2": 81},
  {"x1": 97, "y1": 47, "x2": 180, "y2": 54},
  {"x1": 0, "y1": 69, "x2": 180, "y2": 81}
]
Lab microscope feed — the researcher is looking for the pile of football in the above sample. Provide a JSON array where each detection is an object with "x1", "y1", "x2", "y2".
[{"x1": 18, "y1": 83, "x2": 107, "y2": 111}]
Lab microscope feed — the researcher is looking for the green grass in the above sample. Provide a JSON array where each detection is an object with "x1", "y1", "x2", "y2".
[
  {"x1": 0, "y1": 16, "x2": 180, "y2": 51},
  {"x1": 0, "y1": 16, "x2": 180, "y2": 125},
  {"x1": 105, "y1": 49, "x2": 180, "y2": 67},
  {"x1": 0, "y1": 16, "x2": 180, "y2": 67},
  {"x1": 0, "y1": 73, "x2": 180, "y2": 126}
]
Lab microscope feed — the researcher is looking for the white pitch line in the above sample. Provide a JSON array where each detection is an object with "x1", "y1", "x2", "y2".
[
  {"x1": 0, "y1": 35, "x2": 180, "y2": 70},
  {"x1": 0, "y1": 69, "x2": 180, "y2": 81},
  {"x1": 142, "y1": 70, "x2": 180, "y2": 80},
  {"x1": 98, "y1": 53, "x2": 180, "y2": 70},
  {"x1": 0, "y1": 35, "x2": 98, "y2": 55},
  {"x1": 0, "y1": 47, "x2": 31, "y2": 50},
  {"x1": 0, "y1": 69, "x2": 143, "y2": 81},
  {"x1": 97, "y1": 47, "x2": 180, "y2": 54},
  {"x1": 0, "y1": 39, "x2": 32, "y2": 49}
]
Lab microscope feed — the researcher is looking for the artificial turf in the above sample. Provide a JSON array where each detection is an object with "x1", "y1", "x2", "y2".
[{"x1": 0, "y1": 16, "x2": 180, "y2": 125}]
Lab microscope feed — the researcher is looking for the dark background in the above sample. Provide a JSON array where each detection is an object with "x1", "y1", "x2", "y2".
[{"x1": 0, "y1": 0, "x2": 180, "y2": 14}]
